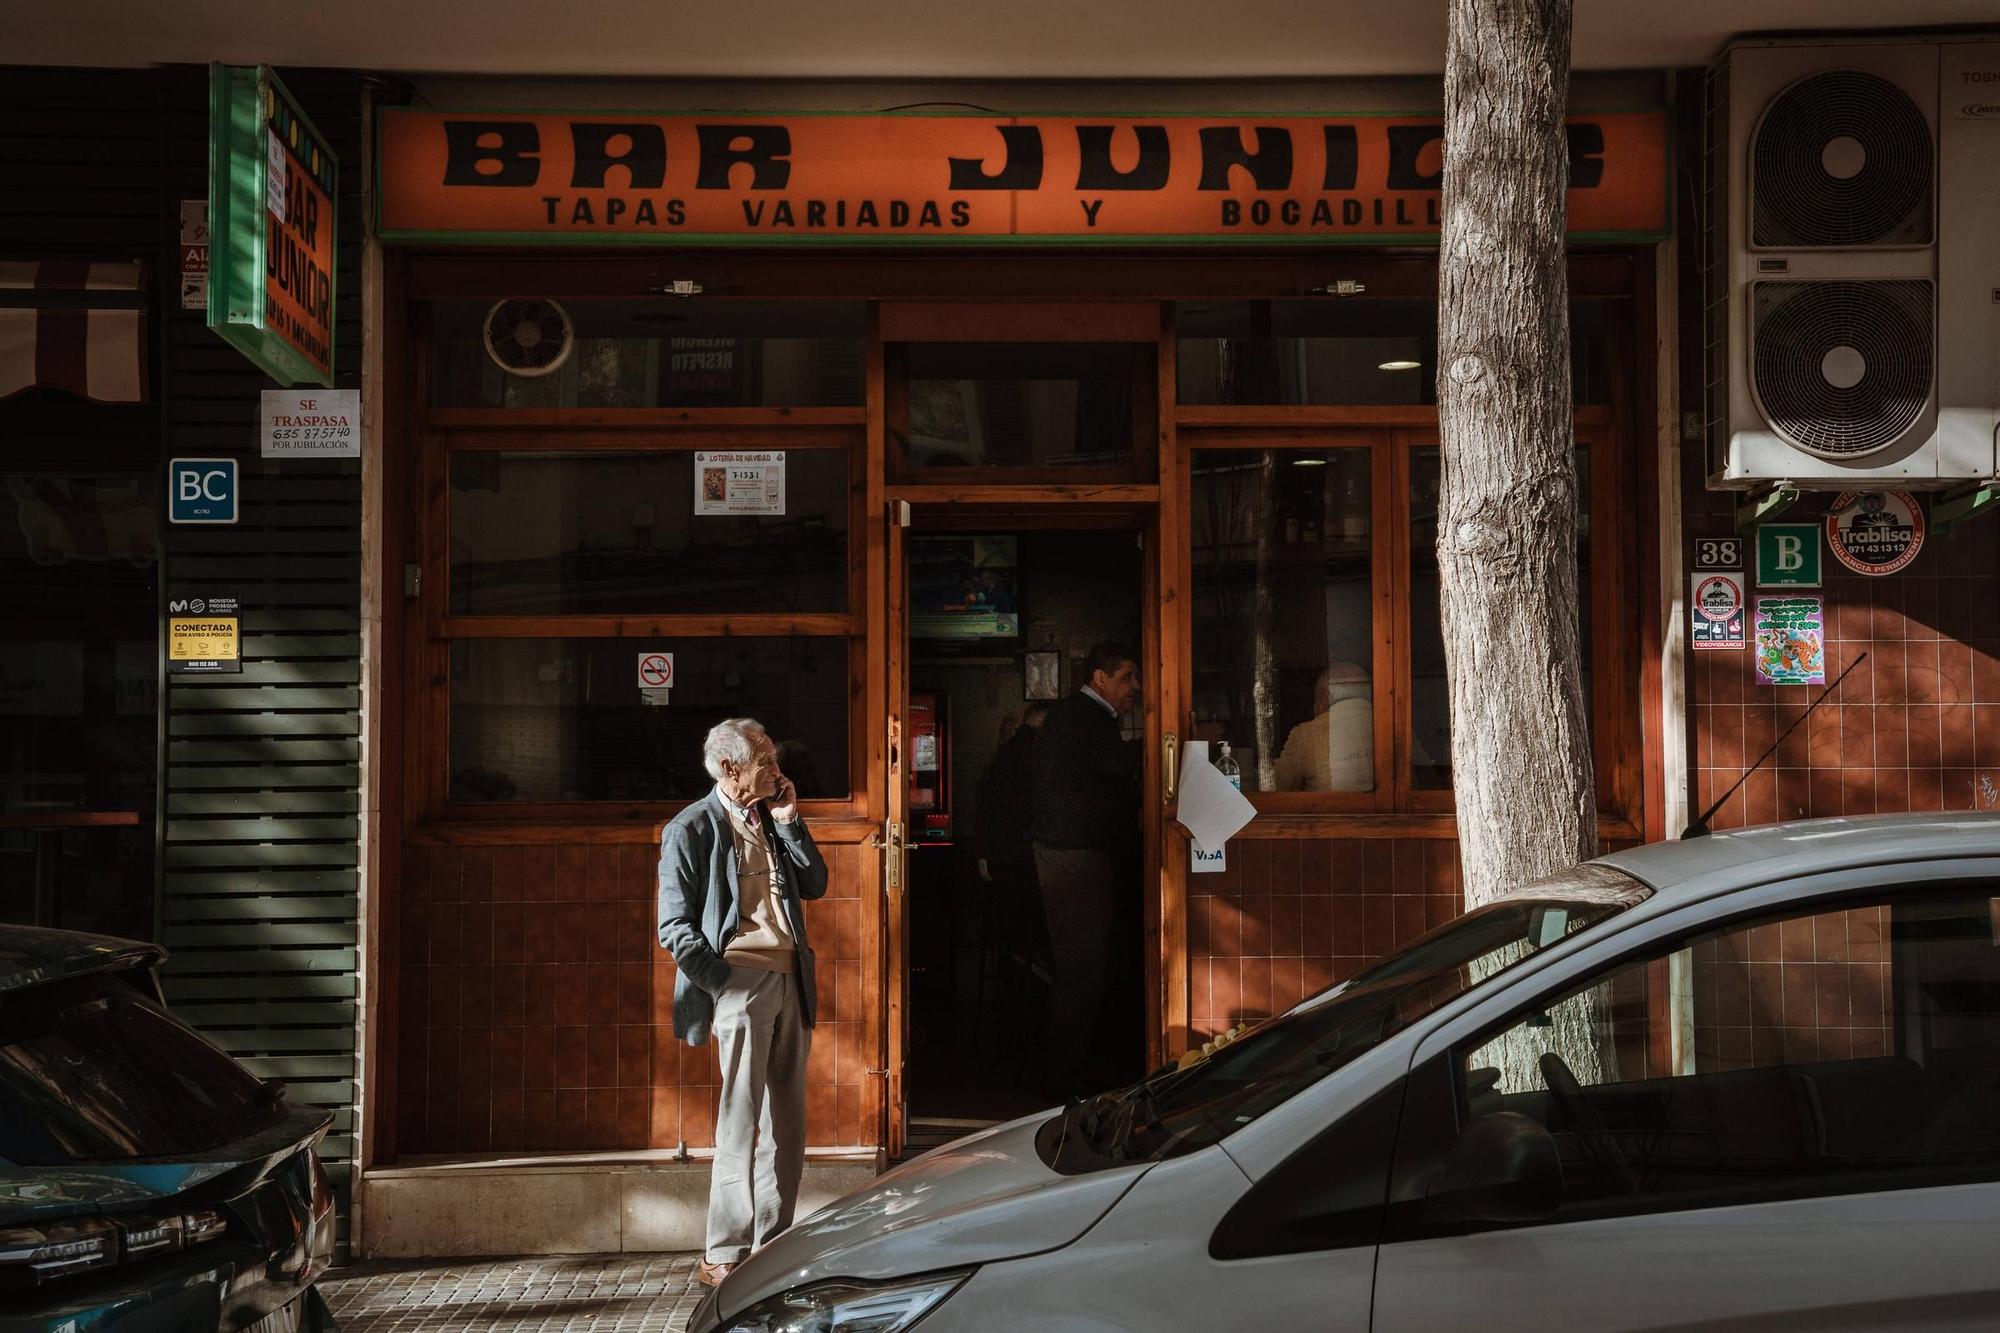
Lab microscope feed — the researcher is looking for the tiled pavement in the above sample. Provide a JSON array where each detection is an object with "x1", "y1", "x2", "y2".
[{"x1": 321, "y1": 1255, "x2": 708, "y2": 1333}]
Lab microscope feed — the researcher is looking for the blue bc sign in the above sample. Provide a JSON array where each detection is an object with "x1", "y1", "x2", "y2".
[{"x1": 169, "y1": 458, "x2": 238, "y2": 525}]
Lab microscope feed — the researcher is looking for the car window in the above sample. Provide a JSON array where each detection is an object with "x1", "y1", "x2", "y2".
[
  {"x1": 1044, "y1": 865, "x2": 1649, "y2": 1171},
  {"x1": 1387, "y1": 883, "x2": 2000, "y2": 1234},
  {"x1": 0, "y1": 969, "x2": 289, "y2": 1163}
]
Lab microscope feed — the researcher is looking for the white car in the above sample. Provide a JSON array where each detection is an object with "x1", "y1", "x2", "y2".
[{"x1": 691, "y1": 813, "x2": 2000, "y2": 1331}]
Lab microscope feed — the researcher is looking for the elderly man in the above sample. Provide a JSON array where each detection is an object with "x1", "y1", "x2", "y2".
[{"x1": 658, "y1": 718, "x2": 828, "y2": 1288}]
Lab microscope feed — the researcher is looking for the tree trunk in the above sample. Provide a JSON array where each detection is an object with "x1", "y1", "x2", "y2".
[
  {"x1": 1440, "y1": 0, "x2": 1606, "y2": 1087},
  {"x1": 1437, "y1": 0, "x2": 1598, "y2": 911}
]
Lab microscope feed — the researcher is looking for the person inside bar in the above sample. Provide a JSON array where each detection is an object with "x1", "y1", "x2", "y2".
[
  {"x1": 1031, "y1": 643, "x2": 1143, "y2": 1098},
  {"x1": 1272, "y1": 661, "x2": 1375, "y2": 792}
]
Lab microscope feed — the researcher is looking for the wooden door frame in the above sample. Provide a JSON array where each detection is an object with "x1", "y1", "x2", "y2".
[{"x1": 883, "y1": 498, "x2": 1171, "y2": 1111}]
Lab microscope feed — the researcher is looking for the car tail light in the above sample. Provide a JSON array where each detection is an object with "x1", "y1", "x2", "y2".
[
  {"x1": 0, "y1": 1208, "x2": 228, "y2": 1291},
  {"x1": 0, "y1": 1218, "x2": 118, "y2": 1288},
  {"x1": 181, "y1": 1208, "x2": 229, "y2": 1246},
  {"x1": 120, "y1": 1215, "x2": 184, "y2": 1260}
]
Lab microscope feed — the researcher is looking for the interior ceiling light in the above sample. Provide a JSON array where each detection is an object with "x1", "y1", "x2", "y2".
[
  {"x1": 1378, "y1": 359, "x2": 1422, "y2": 371},
  {"x1": 1291, "y1": 457, "x2": 1329, "y2": 466}
]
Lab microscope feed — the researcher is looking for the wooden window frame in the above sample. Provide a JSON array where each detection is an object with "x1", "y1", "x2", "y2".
[
  {"x1": 407, "y1": 308, "x2": 873, "y2": 825},
  {"x1": 1172, "y1": 344, "x2": 1644, "y2": 839}
]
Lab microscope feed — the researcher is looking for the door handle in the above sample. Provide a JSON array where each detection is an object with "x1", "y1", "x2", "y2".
[
  {"x1": 880, "y1": 821, "x2": 905, "y2": 894},
  {"x1": 1163, "y1": 733, "x2": 1180, "y2": 807}
]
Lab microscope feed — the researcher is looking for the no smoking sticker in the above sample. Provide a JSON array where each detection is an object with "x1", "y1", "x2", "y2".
[{"x1": 637, "y1": 652, "x2": 674, "y2": 688}]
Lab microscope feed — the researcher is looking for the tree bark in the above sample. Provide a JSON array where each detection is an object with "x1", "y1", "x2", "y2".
[{"x1": 1437, "y1": 0, "x2": 1598, "y2": 912}]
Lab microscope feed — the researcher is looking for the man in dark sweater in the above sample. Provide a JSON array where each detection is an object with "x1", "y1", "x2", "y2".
[{"x1": 1031, "y1": 642, "x2": 1142, "y2": 1096}]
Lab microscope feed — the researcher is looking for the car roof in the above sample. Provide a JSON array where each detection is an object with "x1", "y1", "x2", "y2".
[
  {"x1": 0, "y1": 925, "x2": 165, "y2": 994},
  {"x1": 1598, "y1": 812, "x2": 2000, "y2": 899}
]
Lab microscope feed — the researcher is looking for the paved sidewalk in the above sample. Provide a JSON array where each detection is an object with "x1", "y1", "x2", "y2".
[{"x1": 321, "y1": 1254, "x2": 708, "y2": 1333}]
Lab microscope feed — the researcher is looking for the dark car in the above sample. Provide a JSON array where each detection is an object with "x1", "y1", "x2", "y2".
[{"x1": 0, "y1": 927, "x2": 337, "y2": 1332}]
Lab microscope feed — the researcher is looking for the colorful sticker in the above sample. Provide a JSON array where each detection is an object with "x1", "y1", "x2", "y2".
[{"x1": 1755, "y1": 596, "x2": 1825, "y2": 685}]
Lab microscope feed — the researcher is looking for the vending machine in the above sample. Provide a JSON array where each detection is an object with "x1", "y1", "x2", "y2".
[{"x1": 908, "y1": 690, "x2": 953, "y2": 844}]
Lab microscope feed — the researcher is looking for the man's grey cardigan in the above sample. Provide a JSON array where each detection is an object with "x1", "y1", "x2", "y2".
[{"x1": 657, "y1": 789, "x2": 829, "y2": 1045}]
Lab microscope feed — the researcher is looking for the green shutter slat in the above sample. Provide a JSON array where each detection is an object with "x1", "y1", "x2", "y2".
[
  {"x1": 166, "y1": 816, "x2": 359, "y2": 841},
  {"x1": 240, "y1": 636, "x2": 361, "y2": 657},
  {"x1": 163, "y1": 895, "x2": 358, "y2": 921},
  {"x1": 167, "y1": 766, "x2": 361, "y2": 790},
  {"x1": 163, "y1": 974, "x2": 358, "y2": 1001},
  {"x1": 166, "y1": 686, "x2": 359, "y2": 710},
  {"x1": 169, "y1": 714, "x2": 360, "y2": 738},
  {"x1": 233, "y1": 1056, "x2": 352, "y2": 1080},
  {"x1": 169, "y1": 738, "x2": 359, "y2": 763},
  {"x1": 169, "y1": 556, "x2": 356, "y2": 580},
  {"x1": 203, "y1": 1028, "x2": 357, "y2": 1053},
  {"x1": 172, "y1": 530, "x2": 361, "y2": 554},
  {"x1": 164, "y1": 921, "x2": 356, "y2": 948},
  {"x1": 165, "y1": 946, "x2": 359, "y2": 971},
  {"x1": 168, "y1": 792, "x2": 358, "y2": 816},
  {"x1": 163, "y1": 843, "x2": 358, "y2": 869},
  {"x1": 168, "y1": 1001, "x2": 356, "y2": 1026},
  {"x1": 160, "y1": 869, "x2": 357, "y2": 894},
  {"x1": 172, "y1": 661, "x2": 359, "y2": 687},
  {"x1": 239, "y1": 610, "x2": 360, "y2": 633}
]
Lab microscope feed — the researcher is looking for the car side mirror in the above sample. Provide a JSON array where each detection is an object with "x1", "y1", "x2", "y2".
[{"x1": 1428, "y1": 1111, "x2": 1561, "y2": 1223}]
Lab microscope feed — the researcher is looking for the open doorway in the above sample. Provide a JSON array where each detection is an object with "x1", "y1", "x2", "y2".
[{"x1": 901, "y1": 527, "x2": 1146, "y2": 1134}]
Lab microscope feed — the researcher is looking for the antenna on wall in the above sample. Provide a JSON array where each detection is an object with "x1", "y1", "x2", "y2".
[{"x1": 1682, "y1": 651, "x2": 1868, "y2": 840}]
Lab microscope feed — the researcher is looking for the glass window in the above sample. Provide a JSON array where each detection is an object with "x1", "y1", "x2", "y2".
[
  {"x1": 1409, "y1": 446, "x2": 1591, "y2": 791},
  {"x1": 449, "y1": 450, "x2": 850, "y2": 615},
  {"x1": 449, "y1": 636, "x2": 849, "y2": 803},
  {"x1": 1403, "y1": 886, "x2": 2000, "y2": 1226},
  {"x1": 899, "y1": 342, "x2": 1145, "y2": 470},
  {"x1": 0, "y1": 970, "x2": 287, "y2": 1163},
  {"x1": 1191, "y1": 449, "x2": 1374, "y2": 793},
  {"x1": 1175, "y1": 299, "x2": 1613, "y2": 406},
  {"x1": 429, "y1": 300, "x2": 865, "y2": 408},
  {"x1": 0, "y1": 470, "x2": 158, "y2": 940}
]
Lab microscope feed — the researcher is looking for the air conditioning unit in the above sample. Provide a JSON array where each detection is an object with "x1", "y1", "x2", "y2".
[{"x1": 1705, "y1": 37, "x2": 2000, "y2": 489}]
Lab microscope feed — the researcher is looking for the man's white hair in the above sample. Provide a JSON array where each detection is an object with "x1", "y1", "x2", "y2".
[{"x1": 703, "y1": 718, "x2": 770, "y2": 781}]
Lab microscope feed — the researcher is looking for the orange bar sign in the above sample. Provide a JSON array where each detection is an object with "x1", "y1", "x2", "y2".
[{"x1": 377, "y1": 111, "x2": 1667, "y2": 245}]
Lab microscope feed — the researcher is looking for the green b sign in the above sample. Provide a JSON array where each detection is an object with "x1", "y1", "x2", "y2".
[{"x1": 1755, "y1": 523, "x2": 1821, "y2": 588}]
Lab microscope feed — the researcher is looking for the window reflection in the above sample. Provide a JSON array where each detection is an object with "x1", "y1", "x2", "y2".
[
  {"x1": 1175, "y1": 299, "x2": 1612, "y2": 406},
  {"x1": 429, "y1": 300, "x2": 865, "y2": 409},
  {"x1": 449, "y1": 637, "x2": 849, "y2": 804},
  {"x1": 449, "y1": 451, "x2": 849, "y2": 616},
  {"x1": 900, "y1": 342, "x2": 1142, "y2": 470},
  {"x1": 1191, "y1": 449, "x2": 1373, "y2": 793}
]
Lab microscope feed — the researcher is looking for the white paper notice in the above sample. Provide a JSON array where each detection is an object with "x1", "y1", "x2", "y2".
[
  {"x1": 1176, "y1": 740, "x2": 1255, "y2": 853},
  {"x1": 266, "y1": 132, "x2": 288, "y2": 222},
  {"x1": 694, "y1": 451, "x2": 786, "y2": 515},
  {"x1": 262, "y1": 389, "x2": 360, "y2": 458}
]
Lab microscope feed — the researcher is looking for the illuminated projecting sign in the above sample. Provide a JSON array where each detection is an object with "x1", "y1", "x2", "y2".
[
  {"x1": 376, "y1": 111, "x2": 1668, "y2": 245},
  {"x1": 208, "y1": 64, "x2": 337, "y2": 386}
]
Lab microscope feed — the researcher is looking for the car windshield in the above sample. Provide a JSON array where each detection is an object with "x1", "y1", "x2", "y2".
[
  {"x1": 1042, "y1": 863, "x2": 1651, "y2": 1171},
  {"x1": 0, "y1": 968, "x2": 289, "y2": 1164}
]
